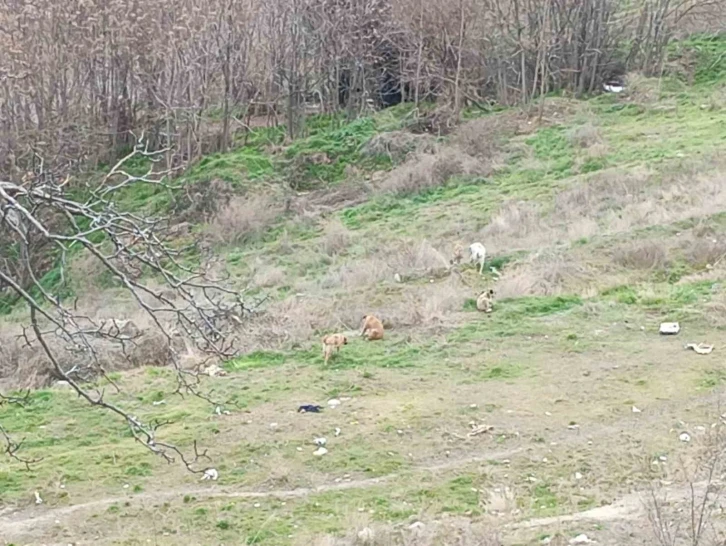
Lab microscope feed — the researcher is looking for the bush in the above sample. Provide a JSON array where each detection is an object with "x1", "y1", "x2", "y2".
[{"x1": 205, "y1": 195, "x2": 283, "y2": 246}]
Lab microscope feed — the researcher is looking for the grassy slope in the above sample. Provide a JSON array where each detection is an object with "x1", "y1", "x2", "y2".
[{"x1": 2, "y1": 34, "x2": 726, "y2": 545}]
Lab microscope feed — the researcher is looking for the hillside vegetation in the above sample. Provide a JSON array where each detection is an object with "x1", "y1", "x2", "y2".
[{"x1": 2, "y1": 34, "x2": 726, "y2": 545}]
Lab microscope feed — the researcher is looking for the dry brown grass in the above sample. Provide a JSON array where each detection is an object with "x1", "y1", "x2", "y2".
[
  {"x1": 495, "y1": 250, "x2": 599, "y2": 298},
  {"x1": 321, "y1": 218, "x2": 353, "y2": 257},
  {"x1": 362, "y1": 130, "x2": 438, "y2": 162},
  {"x1": 205, "y1": 194, "x2": 284, "y2": 245},
  {"x1": 386, "y1": 239, "x2": 451, "y2": 280},
  {"x1": 297, "y1": 517, "x2": 502, "y2": 546},
  {"x1": 252, "y1": 263, "x2": 288, "y2": 288},
  {"x1": 611, "y1": 240, "x2": 670, "y2": 270},
  {"x1": 452, "y1": 115, "x2": 517, "y2": 158},
  {"x1": 0, "y1": 328, "x2": 174, "y2": 390},
  {"x1": 566, "y1": 122, "x2": 603, "y2": 148}
]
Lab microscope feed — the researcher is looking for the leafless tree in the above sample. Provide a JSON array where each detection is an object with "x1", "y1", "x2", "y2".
[{"x1": 0, "y1": 136, "x2": 247, "y2": 472}]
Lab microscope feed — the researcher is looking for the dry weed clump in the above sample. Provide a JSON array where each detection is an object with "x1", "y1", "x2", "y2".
[
  {"x1": 292, "y1": 179, "x2": 373, "y2": 216},
  {"x1": 0, "y1": 328, "x2": 176, "y2": 390},
  {"x1": 387, "y1": 280, "x2": 469, "y2": 330},
  {"x1": 378, "y1": 147, "x2": 480, "y2": 196},
  {"x1": 252, "y1": 264, "x2": 287, "y2": 288},
  {"x1": 176, "y1": 178, "x2": 235, "y2": 223},
  {"x1": 680, "y1": 235, "x2": 726, "y2": 269},
  {"x1": 206, "y1": 194, "x2": 283, "y2": 246},
  {"x1": 386, "y1": 239, "x2": 451, "y2": 280},
  {"x1": 566, "y1": 122, "x2": 603, "y2": 148},
  {"x1": 452, "y1": 115, "x2": 516, "y2": 158},
  {"x1": 321, "y1": 218, "x2": 353, "y2": 257},
  {"x1": 362, "y1": 130, "x2": 438, "y2": 162},
  {"x1": 611, "y1": 240, "x2": 670, "y2": 270},
  {"x1": 495, "y1": 250, "x2": 597, "y2": 298},
  {"x1": 480, "y1": 200, "x2": 552, "y2": 253}
]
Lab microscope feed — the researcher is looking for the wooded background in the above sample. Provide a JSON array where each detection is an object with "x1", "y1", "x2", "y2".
[{"x1": 0, "y1": 0, "x2": 722, "y2": 177}]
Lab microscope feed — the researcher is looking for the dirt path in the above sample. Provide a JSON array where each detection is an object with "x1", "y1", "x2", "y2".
[
  {"x1": 3, "y1": 387, "x2": 722, "y2": 543},
  {"x1": 1, "y1": 447, "x2": 527, "y2": 542}
]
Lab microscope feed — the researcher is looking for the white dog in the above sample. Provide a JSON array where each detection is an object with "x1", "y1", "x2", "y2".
[{"x1": 469, "y1": 242, "x2": 486, "y2": 275}]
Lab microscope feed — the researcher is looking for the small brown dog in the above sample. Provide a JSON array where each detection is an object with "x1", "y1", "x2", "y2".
[
  {"x1": 322, "y1": 333, "x2": 348, "y2": 364},
  {"x1": 360, "y1": 315, "x2": 384, "y2": 341},
  {"x1": 450, "y1": 241, "x2": 464, "y2": 266},
  {"x1": 476, "y1": 289, "x2": 494, "y2": 313}
]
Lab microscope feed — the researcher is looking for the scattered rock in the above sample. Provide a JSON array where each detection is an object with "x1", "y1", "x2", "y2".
[
  {"x1": 201, "y1": 468, "x2": 219, "y2": 481},
  {"x1": 569, "y1": 534, "x2": 594, "y2": 544},
  {"x1": 270, "y1": 423, "x2": 279, "y2": 429},
  {"x1": 659, "y1": 322, "x2": 680, "y2": 335},
  {"x1": 468, "y1": 424, "x2": 494, "y2": 437},
  {"x1": 685, "y1": 343, "x2": 713, "y2": 355},
  {"x1": 408, "y1": 521, "x2": 425, "y2": 531},
  {"x1": 313, "y1": 447, "x2": 328, "y2": 456},
  {"x1": 327, "y1": 399, "x2": 341, "y2": 408},
  {"x1": 679, "y1": 432, "x2": 692, "y2": 443},
  {"x1": 54, "y1": 380, "x2": 72, "y2": 389}
]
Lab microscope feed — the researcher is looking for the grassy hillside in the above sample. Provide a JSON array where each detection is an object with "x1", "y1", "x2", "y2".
[{"x1": 2, "y1": 34, "x2": 726, "y2": 545}]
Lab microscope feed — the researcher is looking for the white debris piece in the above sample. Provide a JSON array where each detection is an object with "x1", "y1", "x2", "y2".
[
  {"x1": 152, "y1": 400, "x2": 166, "y2": 406},
  {"x1": 313, "y1": 447, "x2": 328, "y2": 456},
  {"x1": 314, "y1": 437, "x2": 327, "y2": 447},
  {"x1": 327, "y1": 399, "x2": 341, "y2": 408},
  {"x1": 394, "y1": 273, "x2": 402, "y2": 283},
  {"x1": 203, "y1": 364, "x2": 227, "y2": 377},
  {"x1": 569, "y1": 534, "x2": 595, "y2": 544},
  {"x1": 574, "y1": 472, "x2": 583, "y2": 480},
  {"x1": 685, "y1": 343, "x2": 713, "y2": 355},
  {"x1": 409, "y1": 521, "x2": 425, "y2": 531},
  {"x1": 357, "y1": 528, "x2": 375, "y2": 544},
  {"x1": 334, "y1": 427, "x2": 341, "y2": 437},
  {"x1": 679, "y1": 432, "x2": 692, "y2": 443},
  {"x1": 659, "y1": 322, "x2": 680, "y2": 335},
  {"x1": 34, "y1": 491, "x2": 43, "y2": 505},
  {"x1": 201, "y1": 468, "x2": 219, "y2": 481},
  {"x1": 603, "y1": 83, "x2": 624, "y2": 93},
  {"x1": 632, "y1": 406, "x2": 642, "y2": 413}
]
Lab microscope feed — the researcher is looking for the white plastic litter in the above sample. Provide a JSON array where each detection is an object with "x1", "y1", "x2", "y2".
[
  {"x1": 660, "y1": 322, "x2": 680, "y2": 335},
  {"x1": 685, "y1": 343, "x2": 713, "y2": 355},
  {"x1": 201, "y1": 468, "x2": 219, "y2": 481}
]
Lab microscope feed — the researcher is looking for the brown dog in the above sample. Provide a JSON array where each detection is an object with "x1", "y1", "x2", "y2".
[
  {"x1": 450, "y1": 241, "x2": 464, "y2": 266},
  {"x1": 322, "y1": 333, "x2": 348, "y2": 364},
  {"x1": 360, "y1": 315, "x2": 384, "y2": 341},
  {"x1": 476, "y1": 289, "x2": 494, "y2": 313}
]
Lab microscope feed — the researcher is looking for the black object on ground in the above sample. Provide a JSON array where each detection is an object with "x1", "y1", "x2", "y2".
[{"x1": 298, "y1": 404, "x2": 323, "y2": 413}]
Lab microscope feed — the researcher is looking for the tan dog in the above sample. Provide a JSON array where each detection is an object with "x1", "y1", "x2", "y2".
[
  {"x1": 360, "y1": 315, "x2": 384, "y2": 341},
  {"x1": 476, "y1": 289, "x2": 494, "y2": 313},
  {"x1": 450, "y1": 241, "x2": 464, "y2": 266},
  {"x1": 322, "y1": 333, "x2": 348, "y2": 364}
]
